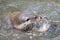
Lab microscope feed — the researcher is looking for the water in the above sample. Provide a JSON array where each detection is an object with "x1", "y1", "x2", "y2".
[{"x1": 0, "y1": 0, "x2": 60, "y2": 40}]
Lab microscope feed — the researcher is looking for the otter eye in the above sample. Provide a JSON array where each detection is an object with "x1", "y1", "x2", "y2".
[{"x1": 26, "y1": 18, "x2": 30, "y2": 21}]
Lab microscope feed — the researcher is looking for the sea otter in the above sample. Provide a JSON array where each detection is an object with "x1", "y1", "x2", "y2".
[
  {"x1": 6, "y1": 11, "x2": 42, "y2": 32},
  {"x1": 5, "y1": 11, "x2": 57, "y2": 33}
]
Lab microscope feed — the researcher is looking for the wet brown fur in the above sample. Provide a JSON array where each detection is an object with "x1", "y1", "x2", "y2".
[{"x1": 7, "y1": 11, "x2": 23, "y2": 26}]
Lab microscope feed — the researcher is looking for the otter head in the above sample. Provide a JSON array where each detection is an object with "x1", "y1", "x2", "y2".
[
  {"x1": 19, "y1": 13, "x2": 42, "y2": 31},
  {"x1": 10, "y1": 11, "x2": 42, "y2": 32}
]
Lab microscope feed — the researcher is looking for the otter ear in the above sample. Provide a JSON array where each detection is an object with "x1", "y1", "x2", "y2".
[
  {"x1": 34, "y1": 16, "x2": 37, "y2": 19},
  {"x1": 40, "y1": 16, "x2": 42, "y2": 19}
]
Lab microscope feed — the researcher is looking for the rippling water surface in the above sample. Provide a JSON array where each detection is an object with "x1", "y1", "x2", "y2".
[{"x1": 0, "y1": 0, "x2": 60, "y2": 40}]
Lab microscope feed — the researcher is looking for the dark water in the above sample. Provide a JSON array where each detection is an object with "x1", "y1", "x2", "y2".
[{"x1": 0, "y1": 0, "x2": 60, "y2": 40}]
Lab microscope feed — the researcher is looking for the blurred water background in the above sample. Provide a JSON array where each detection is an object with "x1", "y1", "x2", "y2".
[{"x1": 0, "y1": 0, "x2": 60, "y2": 40}]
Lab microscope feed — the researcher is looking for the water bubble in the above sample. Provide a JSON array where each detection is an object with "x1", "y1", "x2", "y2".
[{"x1": 29, "y1": 36, "x2": 33, "y2": 39}]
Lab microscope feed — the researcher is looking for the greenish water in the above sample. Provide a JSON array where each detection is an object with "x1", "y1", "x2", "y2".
[{"x1": 0, "y1": 0, "x2": 60, "y2": 40}]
